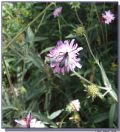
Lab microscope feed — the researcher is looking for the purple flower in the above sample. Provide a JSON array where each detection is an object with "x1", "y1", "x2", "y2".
[
  {"x1": 47, "y1": 39, "x2": 83, "y2": 74},
  {"x1": 53, "y1": 7, "x2": 62, "y2": 18},
  {"x1": 102, "y1": 10, "x2": 115, "y2": 24}
]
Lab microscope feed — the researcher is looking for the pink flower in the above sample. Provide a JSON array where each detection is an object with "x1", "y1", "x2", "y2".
[
  {"x1": 15, "y1": 112, "x2": 46, "y2": 128},
  {"x1": 47, "y1": 39, "x2": 83, "y2": 74},
  {"x1": 30, "y1": 119, "x2": 46, "y2": 128},
  {"x1": 70, "y1": 99, "x2": 81, "y2": 111},
  {"x1": 102, "y1": 10, "x2": 115, "y2": 24},
  {"x1": 53, "y1": 7, "x2": 62, "y2": 18}
]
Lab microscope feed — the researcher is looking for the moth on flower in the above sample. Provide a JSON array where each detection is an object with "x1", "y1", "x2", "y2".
[
  {"x1": 15, "y1": 112, "x2": 46, "y2": 128},
  {"x1": 47, "y1": 39, "x2": 83, "y2": 74}
]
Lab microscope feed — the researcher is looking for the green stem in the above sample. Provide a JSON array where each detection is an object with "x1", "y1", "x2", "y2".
[
  {"x1": 59, "y1": 113, "x2": 69, "y2": 128},
  {"x1": 89, "y1": 4, "x2": 94, "y2": 26},
  {"x1": 102, "y1": 90, "x2": 109, "y2": 97},
  {"x1": 21, "y1": 46, "x2": 27, "y2": 85},
  {"x1": 93, "y1": 3, "x2": 105, "y2": 44},
  {"x1": 57, "y1": 17, "x2": 62, "y2": 40},
  {"x1": 103, "y1": 3, "x2": 108, "y2": 45},
  {"x1": 60, "y1": 15, "x2": 68, "y2": 25},
  {"x1": 105, "y1": 24, "x2": 108, "y2": 44},
  {"x1": 73, "y1": 70, "x2": 92, "y2": 84},
  {"x1": 72, "y1": 71, "x2": 107, "y2": 90},
  {"x1": 35, "y1": 10, "x2": 47, "y2": 34},
  {"x1": 3, "y1": 3, "x2": 53, "y2": 52},
  {"x1": 2, "y1": 57, "x2": 14, "y2": 94},
  {"x1": 75, "y1": 8, "x2": 83, "y2": 26},
  {"x1": 83, "y1": 33, "x2": 96, "y2": 62}
]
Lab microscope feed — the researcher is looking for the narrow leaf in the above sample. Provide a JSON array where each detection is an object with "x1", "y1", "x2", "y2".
[
  {"x1": 94, "y1": 112, "x2": 109, "y2": 123},
  {"x1": 40, "y1": 47, "x2": 54, "y2": 55},
  {"x1": 109, "y1": 103, "x2": 116, "y2": 127},
  {"x1": 48, "y1": 109, "x2": 64, "y2": 120}
]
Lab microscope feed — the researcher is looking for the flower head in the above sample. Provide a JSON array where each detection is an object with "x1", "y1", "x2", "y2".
[
  {"x1": 15, "y1": 112, "x2": 46, "y2": 128},
  {"x1": 30, "y1": 119, "x2": 46, "y2": 128},
  {"x1": 101, "y1": 10, "x2": 115, "y2": 24},
  {"x1": 85, "y1": 84, "x2": 100, "y2": 100},
  {"x1": 74, "y1": 26, "x2": 85, "y2": 36},
  {"x1": 70, "y1": 99, "x2": 81, "y2": 111},
  {"x1": 69, "y1": 2, "x2": 80, "y2": 9},
  {"x1": 47, "y1": 39, "x2": 83, "y2": 74},
  {"x1": 53, "y1": 7, "x2": 62, "y2": 18},
  {"x1": 66, "y1": 99, "x2": 80, "y2": 112}
]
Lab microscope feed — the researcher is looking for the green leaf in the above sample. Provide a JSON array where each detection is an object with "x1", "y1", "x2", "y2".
[
  {"x1": 34, "y1": 36, "x2": 48, "y2": 42},
  {"x1": 99, "y1": 62, "x2": 111, "y2": 88},
  {"x1": 32, "y1": 112, "x2": 58, "y2": 128},
  {"x1": 26, "y1": 26, "x2": 35, "y2": 45},
  {"x1": 109, "y1": 90, "x2": 118, "y2": 102},
  {"x1": 94, "y1": 112, "x2": 109, "y2": 123},
  {"x1": 26, "y1": 52, "x2": 43, "y2": 69},
  {"x1": 40, "y1": 46, "x2": 54, "y2": 55},
  {"x1": 65, "y1": 34, "x2": 76, "y2": 39},
  {"x1": 4, "y1": 92, "x2": 11, "y2": 106},
  {"x1": 98, "y1": 62, "x2": 117, "y2": 101},
  {"x1": 109, "y1": 103, "x2": 116, "y2": 127},
  {"x1": 2, "y1": 106, "x2": 19, "y2": 111},
  {"x1": 48, "y1": 109, "x2": 64, "y2": 120},
  {"x1": 3, "y1": 123, "x2": 12, "y2": 128}
]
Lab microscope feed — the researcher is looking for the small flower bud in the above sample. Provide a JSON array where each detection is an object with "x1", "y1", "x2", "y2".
[
  {"x1": 69, "y1": 2, "x2": 80, "y2": 10},
  {"x1": 74, "y1": 26, "x2": 85, "y2": 36}
]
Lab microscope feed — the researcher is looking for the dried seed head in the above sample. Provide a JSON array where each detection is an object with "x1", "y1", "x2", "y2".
[{"x1": 16, "y1": 33, "x2": 25, "y2": 45}]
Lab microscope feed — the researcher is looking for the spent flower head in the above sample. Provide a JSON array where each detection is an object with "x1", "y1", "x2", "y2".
[
  {"x1": 101, "y1": 10, "x2": 115, "y2": 24},
  {"x1": 47, "y1": 39, "x2": 83, "y2": 74},
  {"x1": 53, "y1": 7, "x2": 62, "y2": 18},
  {"x1": 16, "y1": 33, "x2": 25, "y2": 45},
  {"x1": 69, "y1": 113, "x2": 80, "y2": 127}
]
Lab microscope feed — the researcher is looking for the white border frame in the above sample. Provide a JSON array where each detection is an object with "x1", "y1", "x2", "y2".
[{"x1": 0, "y1": 0, "x2": 119, "y2": 132}]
